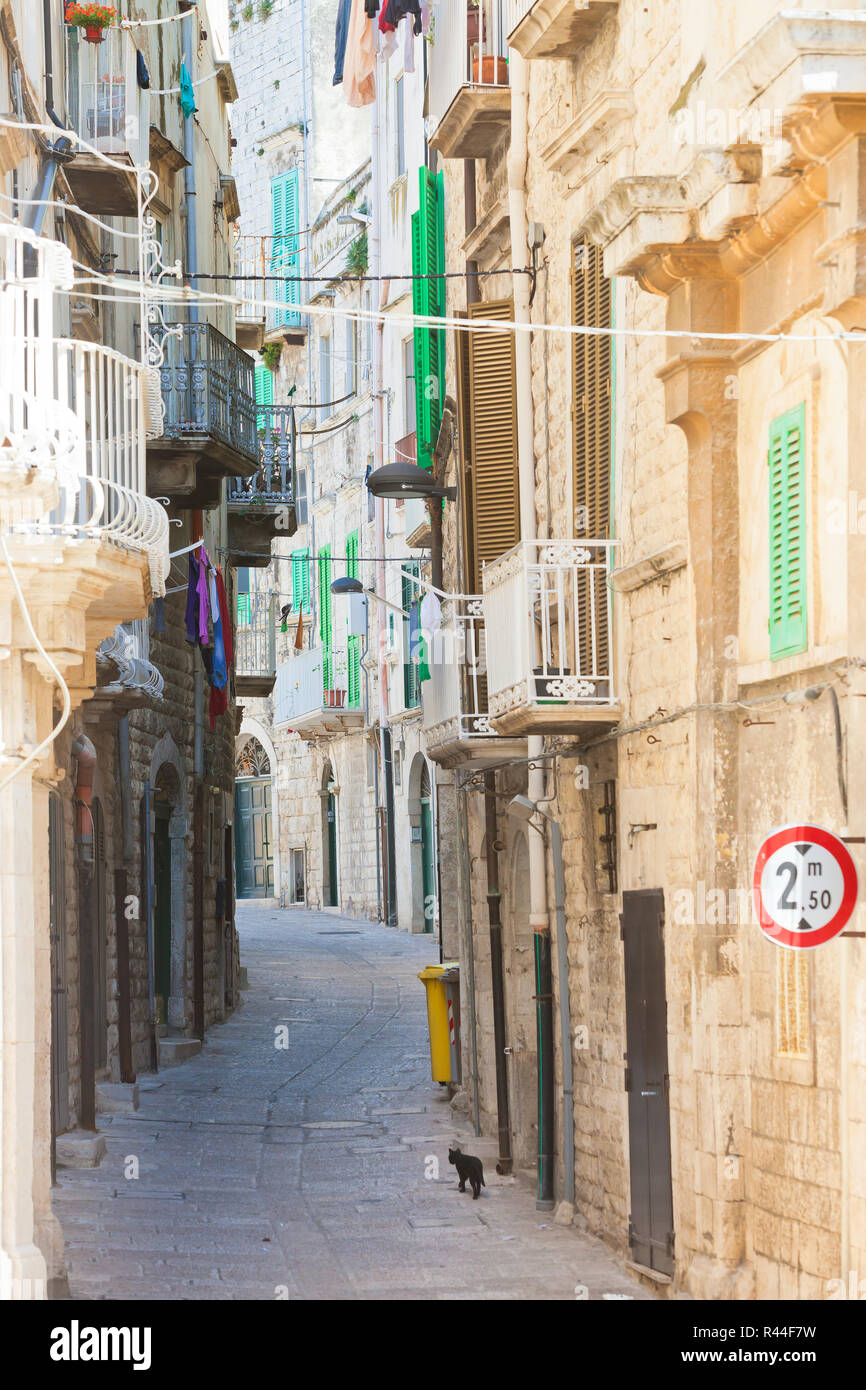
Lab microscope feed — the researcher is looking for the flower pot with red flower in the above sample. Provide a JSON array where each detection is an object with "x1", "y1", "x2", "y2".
[{"x1": 65, "y1": 3, "x2": 117, "y2": 44}]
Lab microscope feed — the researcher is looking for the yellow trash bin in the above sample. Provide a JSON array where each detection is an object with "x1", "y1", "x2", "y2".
[{"x1": 418, "y1": 963, "x2": 453, "y2": 1084}]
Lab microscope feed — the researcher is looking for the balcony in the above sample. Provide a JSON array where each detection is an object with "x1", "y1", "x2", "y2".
[
  {"x1": 235, "y1": 594, "x2": 277, "y2": 698},
  {"x1": 422, "y1": 595, "x2": 526, "y2": 767},
  {"x1": 64, "y1": 24, "x2": 149, "y2": 216},
  {"x1": 227, "y1": 406, "x2": 298, "y2": 566},
  {"x1": 428, "y1": 0, "x2": 511, "y2": 160},
  {"x1": 232, "y1": 235, "x2": 305, "y2": 350},
  {"x1": 482, "y1": 539, "x2": 620, "y2": 736},
  {"x1": 505, "y1": 0, "x2": 618, "y2": 61},
  {"x1": 273, "y1": 645, "x2": 365, "y2": 739},
  {"x1": 89, "y1": 619, "x2": 164, "y2": 716},
  {"x1": 0, "y1": 223, "x2": 169, "y2": 704},
  {"x1": 146, "y1": 322, "x2": 259, "y2": 508}
]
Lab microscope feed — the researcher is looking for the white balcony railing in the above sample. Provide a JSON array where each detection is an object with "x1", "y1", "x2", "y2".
[
  {"x1": 233, "y1": 234, "x2": 268, "y2": 326},
  {"x1": 0, "y1": 224, "x2": 169, "y2": 595},
  {"x1": 274, "y1": 645, "x2": 361, "y2": 730},
  {"x1": 422, "y1": 595, "x2": 499, "y2": 751},
  {"x1": 428, "y1": 0, "x2": 511, "y2": 130},
  {"x1": 65, "y1": 23, "x2": 149, "y2": 166},
  {"x1": 483, "y1": 539, "x2": 616, "y2": 724},
  {"x1": 98, "y1": 619, "x2": 164, "y2": 699}
]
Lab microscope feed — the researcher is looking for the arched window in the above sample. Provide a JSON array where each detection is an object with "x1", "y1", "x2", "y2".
[{"x1": 235, "y1": 737, "x2": 271, "y2": 779}]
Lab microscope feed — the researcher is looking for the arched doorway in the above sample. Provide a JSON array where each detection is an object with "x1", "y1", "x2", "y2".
[
  {"x1": 321, "y1": 761, "x2": 339, "y2": 907},
  {"x1": 234, "y1": 737, "x2": 274, "y2": 898},
  {"x1": 408, "y1": 753, "x2": 436, "y2": 933}
]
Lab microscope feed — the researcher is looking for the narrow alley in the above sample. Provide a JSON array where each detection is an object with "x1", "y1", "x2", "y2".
[{"x1": 53, "y1": 907, "x2": 648, "y2": 1302}]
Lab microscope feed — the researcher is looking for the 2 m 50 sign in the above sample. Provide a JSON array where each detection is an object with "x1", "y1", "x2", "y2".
[{"x1": 753, "y1": 824, "x2": 858, "y2": 949}]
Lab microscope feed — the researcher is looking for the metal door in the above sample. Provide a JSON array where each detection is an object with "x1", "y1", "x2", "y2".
[
  {"x1": 420, "y1": 763, "x2": 435, "y2": 933},
  {"x1": 234, "y1": 778, "x2": 274, "y2": 899},
  {"x1": 622, "y1": 888, "x2": 674, "y2": 1276},
  {"x1": 325, "y1": 789, "x2": 338, "y2": 906}
]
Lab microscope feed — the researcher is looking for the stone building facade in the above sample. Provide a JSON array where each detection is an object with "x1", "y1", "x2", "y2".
[{"x1": 421, "y1": 0, "x2": 866, "y2": 1298}]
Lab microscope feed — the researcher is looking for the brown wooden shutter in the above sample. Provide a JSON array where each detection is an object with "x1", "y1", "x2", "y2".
[
  {"x1": 572, "y1": 241, "x2": 611, "y2": 679},
  {"x1": 466, "y1": 297, "x2": 520, "y2": 595},
  {"x1": 455, "y1": 311, "x2": 476, "y2": 595}
]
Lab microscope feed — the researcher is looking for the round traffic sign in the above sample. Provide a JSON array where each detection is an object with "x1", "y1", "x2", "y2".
[{"x1": 752, "y1": 824, "x2": 858, "y2": 949}]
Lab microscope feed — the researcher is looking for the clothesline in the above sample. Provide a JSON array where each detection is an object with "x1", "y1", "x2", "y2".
[
  {"x1": 150, "y1": 70, "x2": 220, "y2": 98},
  {"x1": 121, "y1": 8, "x2": 198, "y2": 26}
]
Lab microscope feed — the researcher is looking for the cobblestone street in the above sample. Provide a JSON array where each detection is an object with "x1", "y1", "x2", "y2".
[{"x1": 53, "y1": 905, "x2": 652, "y2": 1301}]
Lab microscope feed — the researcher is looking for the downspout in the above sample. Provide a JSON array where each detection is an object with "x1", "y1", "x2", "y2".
[
  {"x1": 115, "y1": 717, "x2": 135, "y2": 1084},
  {"x1": 27, "y1": 0, "x2": 75, "y2": 235},
  {"x1": 370, "y1": 71, "x2": 397, "y2": 926},
  {"x1": 72, "y1": 733, "x2": 97, "y2": 1132},
  {"x1": 182, "y1": 6, "x2": 198, "y2": 322},
  {"x1": 484, "y1": 772, "x2": 512, "y2": 1173},
  {"x1": 458, "y1": 779, "x2": 481, "y2": 1136},
  {"x1": 508, "y1": 51, "x2": 554, "y2": 1208}
]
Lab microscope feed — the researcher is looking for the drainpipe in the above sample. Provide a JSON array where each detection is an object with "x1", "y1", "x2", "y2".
[
  {"x1": 508, "y1": 50, "x2": 554, "y2": 1207},
  {"x1": 181, "y1": 6, "x2": 199, "y2": 322},
  {"x1": 484, "y1": 772, "x2": 513, "y2": 1174},
  {"x1": 115, "y1": 717, "x2": 135, "y2": 1084},
  {"x1": 193, "y1": 619, "x2": 205, "y2": 1043},
  {"x1": 370, "y1": 72, "x2": 397, "y2": 926},
  {"x1": 26, "y1": 0, "x2": 75, "y2": 235},
  {"x1": 458, "y1": 780, "x2": 481, "y2": 1136},
  {"x1": 72, "y1": 733, "x2": 97, "y2": 1132}
]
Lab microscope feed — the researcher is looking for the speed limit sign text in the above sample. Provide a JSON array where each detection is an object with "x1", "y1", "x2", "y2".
[{"x1": 753, "y1": 823, "x2": 858, "y2": 949}]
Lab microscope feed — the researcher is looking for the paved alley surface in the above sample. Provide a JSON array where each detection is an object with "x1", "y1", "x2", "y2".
[{"x1": 54, "y1": 906, "x2": 652, "y2": 1301}]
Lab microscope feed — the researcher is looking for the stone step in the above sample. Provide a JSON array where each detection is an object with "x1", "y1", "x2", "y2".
[
  {"x1": 56, "y1": 1131, "x2": 106, "y2": 1170},
  {"x1": 157, "y1": 1036, "x2": 202, "y2": 1069},
  {"x1": 95, "y1": 1082, "x2": 139, "y2": 1115}
]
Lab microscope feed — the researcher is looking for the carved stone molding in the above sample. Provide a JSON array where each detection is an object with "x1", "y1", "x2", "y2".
[{"x1": 542, "y1": 89, "x2": 634, "y2": 179}]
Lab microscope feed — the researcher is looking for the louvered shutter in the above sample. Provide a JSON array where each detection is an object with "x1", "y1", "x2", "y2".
[
  {"x1": 255, "y1": 361, "x2": 273, "y2": 431},
  {"x1": 270, "y1": 169, "x2": 300, "y2": 327},
  {"x1": 318, "y1": 545, "x2": 332, "y2": 689},
  {"x1": 346, "y1": 531, "x2": 360, "y2": 707},
  {"x1": 572, "y1": 240, "x2": 612, "y2": 680},
  {"x1": 402, "y1": 562, "x2": 421, "y2": 708},
  {"x1": 292, "y1": 548, "x2": 310, "y2": 613},
  {"x1": 466, "y1": 298, "x2": 520, "y2": 594},
  {"x1": 769, "y1": 403, "x2": 807, "y2": 659},
  {"x1": 412, "y1": 167, "x2": 445, "y2": 467}
]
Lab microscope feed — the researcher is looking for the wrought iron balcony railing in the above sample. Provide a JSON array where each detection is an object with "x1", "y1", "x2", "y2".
[
  {"x1": 235, "y1": 593, "x2": 277, "y2": 694},
  {"x1": 149, "y1": 321, "x2": 258, "y2": 466},
  {"x1": 97, "y1": 619, "x2": 164, "y2": 699},
  {"x1": 227, "y1": 405, "x2": 296, "y2": 506}
]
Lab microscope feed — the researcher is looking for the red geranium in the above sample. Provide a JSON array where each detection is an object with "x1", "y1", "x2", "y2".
[{"x1": 65, "y1": 4, "x2": 118, "y2": 28}]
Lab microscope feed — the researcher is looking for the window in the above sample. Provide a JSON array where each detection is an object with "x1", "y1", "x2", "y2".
[
  {"x1": 270, "y1": 168, "x2": 300, "y2": 328},
  {"x1": 295, "y1": 466, "x2": 308, "y2": 526},
  {"x1": 345, "y1": 316, "x2": 357, "y2": 399},
  {"x1": 402, "y1": 561, "x2": 421, "y2": 708},
  {"x1": 291, "y1": 549, "x2": 310, "y2": 613},
  {"x1": 403, "y1": 338, "x2": 416, "y2": 437},
  {"x1": 254, "y1": 361, "x2": 273, "y2": 430},
  {"x1": 768, "y1": 402, "x2": 807, "y2": 660},
  {"x1": 318, "y1": 545, "x2": 333, "y2": 688},
  {"x1": 395, "y1": 76, "x2": 405, "y2": 178},
  {"x1": 290, "y1": 848, "x2": 305, "y2": 904},
  {"x1": 237, "y1": 566, "x2": 251, "y2": 625},
  {"x1": 394, "y1": 747, "x2": 402, "y2": 787},
  {"x1": 319, "y1": 334, "x2": 332, "y2": 421},
  {"x1": 346, "y1": 531, "x2": 361, "y2": 708},
  {"x1": 411, "y1": 167, "x2": 445, "y2": 467}
]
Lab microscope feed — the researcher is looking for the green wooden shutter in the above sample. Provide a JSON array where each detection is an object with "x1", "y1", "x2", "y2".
[
  {"x1": 270, "y1": 169, "x2": 300, "y2": 327},
  {"x1": 346, "y1": 531, "x2": 360, "y2": 708},
  {"x1": 411, "y1": 167, "x2": 445, "y2": 468},
  {"x1": 769, "y1": 403, "x2": 807, "y2": 660},
  {"x1": 291, "y1": 548, "x2": 310, "y2": 613},
  {"x1": 318, "y1": 545, "x2": 332, "y2": 689},
  {"x1": 402, "y1": 561, "x2": 420, "y2": 708},
  {"x1": 255, "y1": 361, "x2": 273, "y2": 430}
]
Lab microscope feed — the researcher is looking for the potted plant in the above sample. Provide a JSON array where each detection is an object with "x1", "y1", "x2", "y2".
[
  {"x1": 472, "y1": 52, "x2": 509, "y2": 85},
  {"x1": 65, "y1": 3, "x2": 117, "y2": 43}
]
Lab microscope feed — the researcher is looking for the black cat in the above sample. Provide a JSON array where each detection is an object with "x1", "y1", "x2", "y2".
[{"x1": 448, "y1": 1146, "x2": 485, "y2": 1199}]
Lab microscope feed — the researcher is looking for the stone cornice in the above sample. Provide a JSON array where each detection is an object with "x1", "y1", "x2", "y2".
[
  {"x1": 717, "y1": 11, "x2": 866, "y2": 115},
  {"x1": 462, "y1": 194, "x2": 511, "y2": 270},
  {"x1": 541, "y1": 89, "x2": 634, "y2": 179}
]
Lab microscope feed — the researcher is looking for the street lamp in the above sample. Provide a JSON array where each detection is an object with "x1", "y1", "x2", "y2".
[
  {"x1": 337, "y1": 212, "x2": 371, "y2": 227},
  {"x1": 365, "y1": 461, "x2": 457, "y2": 502},
  {"x1": 329, "y1": 574, "x2": 408, "y2": 618}
]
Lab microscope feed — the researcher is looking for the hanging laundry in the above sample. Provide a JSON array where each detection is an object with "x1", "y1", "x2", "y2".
[
  {"x1": 343, "y1": 0, "x2": 376, "y2": 108},
  {"x1": 180, "y1": 62, "x2": 197, "y2": 118},
  {"x1": 364, "y1": 0, "x2": 379, "y2": 15},
  {"x1": 378, "y1": 4, "x2": 398, "y2": 62},
  {"x1": 403, "y1": 13, "x2": 416, "y2": 73},
  {"x1": 137, "y1": 50, "x2": 150, "y2": 90},
  {"x1": 419, "y1": 588, "x2": 441, "y2": 683},
  {"x1": 333, "y1": 0, "x2": 352, "y2": 85},
  {"x1": 209, "y1": 568, "x2": 233, "y2": 729},
  {"x1": 382, "y1": 0, "x2": 422, "y2": 36}
]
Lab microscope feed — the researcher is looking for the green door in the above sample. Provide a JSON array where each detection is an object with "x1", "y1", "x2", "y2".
[
  {"x1": 420, "y1": 763, "x2": 435, "y2": 933},
  {"x1": 234, "y1": 778, "x2": 274, "y2": 899},
  {"x1": 153, "y1": 800, "x2": 172, "y2": 1023},
  {"x1": 325, "y1": 790, "x2": 338, "y2": 906}
]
